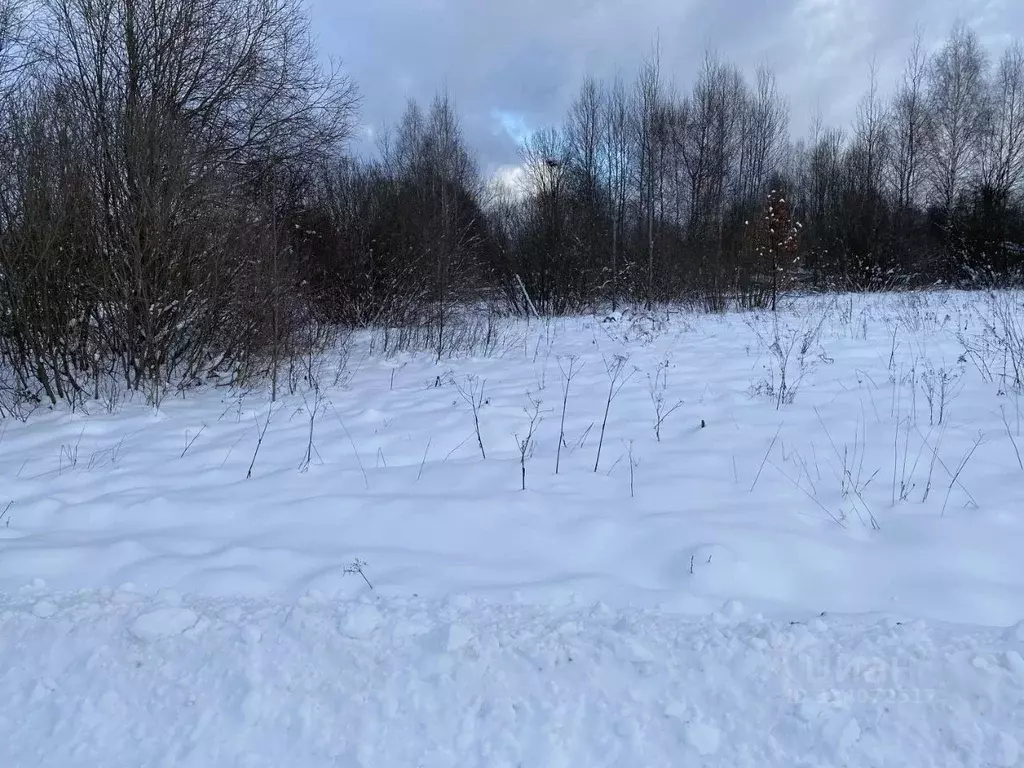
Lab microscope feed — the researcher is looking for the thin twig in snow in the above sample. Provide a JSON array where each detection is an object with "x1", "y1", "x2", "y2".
[
  {"x1": 417, "y1": 436, "x2": 432, "y2": 481},
  {"x1": 181, "y1": 424, "x2": 207, "y2": 458},
  {"x1": 330, "y1": 403, "x2": 369, "y2": 489},
  {"x1": 751, "y1": 423, "x2": 784, "y2": 492},
  {"x1": 247, "y1": 407, "x2": 275, "y2": 479},
  {"x1": 1001, "y1": 405, "x2": 1023, "y2": 470},
  {"x1": 941, "y1": 433, "x2": 984, "y2": 516},
  {"x1": 556, "y1": 355, "x2": 583, "y2": 474},
  {"x1": 594, "y1": 355, "x2": 634, "y2": 473}
]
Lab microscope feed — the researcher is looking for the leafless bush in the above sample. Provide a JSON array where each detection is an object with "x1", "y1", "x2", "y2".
[
  {"x1": 599, "y1": 308, "x2": 674, "y2": 347},
  {"x1": 747, "y1": 309, "x2": 830, "y2": 409},
  {"x1": 815, "y1": 408, "x2": 880, "y2": 530},
  {"x1": 594, "y1": 354, "x2": 634, "y2": 472},
  {"x1": 454, "y1": 374, "x2": 488, "y2": 460},
  {"x1": 299, "y1": 386, "x2": 326, "y2": 473},
  {"x1": 370, "y1": 303, "x2": 514, "y2": 361},
  {"x1": 343, "y1": 559, "x2": 373, "y2": 590},
  {"x1": 960, "y1": 291, "x2": 1024, "y2": 393},
  {"x1": 0, "y1": 0, "x2": 358, "y2": 412},
  {"x1": 919, "y1": 360, "x2": 965, "y2": 426},
  {"x1": 892, "y1": 415, "x2": 934, "y2": 503},
  {"x1": 515, "y1": 393, "x2": 543, "y2": 490},
  {"x1": 647, "y1": 356, "x2": 683, "y2": 442},
  {"x1": 893, "y1": 293, "x2": 951, "y2": 337},
  {"x1": 555, "y1": 355, "x2": 583, "y2": 474}
]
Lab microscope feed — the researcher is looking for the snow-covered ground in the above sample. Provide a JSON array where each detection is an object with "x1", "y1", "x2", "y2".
[
  {"x1": 2, "y1": 291, "x2": 1023, "y2": 766},
  {"x1": 4, "y1": 589, "x2": 1023, "y2": 767}
]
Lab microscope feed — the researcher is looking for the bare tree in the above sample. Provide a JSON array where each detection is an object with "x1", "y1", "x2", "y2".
[
  {"x1": 925, "y1": 23, "x2": 989, "y2": 217},
  {"x1": 519, "y1": 127, "x2": 570, "y2": 313},
  {"x1": 853, "y1": 61, "x2": 891, "y2": 199},
  {"x1": 565, "y1": 75, "x2": 605, "y2": 303},
  {"x1": 626, "y1": 43, "x2": 667, "y2": 309},
  {"x1": 891, "y1": 29, "x2": 930, "y2": 212},
  {"x1": 980, "y1": 42, "x2": 1024, "y2": 200},
  {"x1": 838, "y1": 59, "x2": 892, "y2": 281},
  {"x1": 679, "y1": 53, "x2": 745, "y2": 300},
  {"x1": 736, "y1": 65, "x2": 789, "y2": 210},
  {"x1": 634, "y1": 47, "x2": 663, "y2": 309},
  {"x1": 601, "y1": 73, "x2": 631, "y2": 310},
  {"x1": 567, "y1": 76, "x2": 604, "y2": 213}
]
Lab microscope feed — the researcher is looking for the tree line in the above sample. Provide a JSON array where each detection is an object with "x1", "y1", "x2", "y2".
[
  {"x1": 330, "y1": 21, "x2": 1024, "y2": 327},
  {"x1": 496, "y1": 24, "x2": 1024, "y2": 314},
  {"x1": 0, "y1": 1, "x2": 1020, "y2": 414}
]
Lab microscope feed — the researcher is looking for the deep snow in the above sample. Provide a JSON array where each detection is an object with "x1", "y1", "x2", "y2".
[
  {"x1": 4, "y1": 588, "x2": 1024, "y2": 768},
  {"x1": 2, "y1": 290, "x2": 1023, "y2": 765}
]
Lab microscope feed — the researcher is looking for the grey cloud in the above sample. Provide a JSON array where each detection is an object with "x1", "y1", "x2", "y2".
[{"x1": 311, "y1": 0, "x2": 1023, "y2": 175}]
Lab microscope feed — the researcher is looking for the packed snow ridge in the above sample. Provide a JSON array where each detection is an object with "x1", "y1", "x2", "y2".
[
  {"x1": 4, "y1": 588, "x2": 1024, "y2": 768},
  {"x1": 2, "y1": 291, "x2": 1024, "y2": 766}
]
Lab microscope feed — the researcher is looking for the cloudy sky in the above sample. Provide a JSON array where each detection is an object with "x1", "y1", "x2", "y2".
[{"x1": 310, "y1": 0, "x2": 1023, "y2": 177}]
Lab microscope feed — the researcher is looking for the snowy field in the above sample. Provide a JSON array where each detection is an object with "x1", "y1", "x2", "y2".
[{"x1": 2, "y1": 290, "x2": 1024, "y2": 766}]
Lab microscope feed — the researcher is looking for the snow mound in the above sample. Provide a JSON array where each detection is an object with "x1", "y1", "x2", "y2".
[
  {"x1": 2, "y1": 590, "x2": 1022, "y2": 767},
  {"x1": 338, "y1": 603, "x2": 382, "y2": 639},
  {"x1": 684, "y1": 721, "x2": 721, "y2": 756},
  {"x1": 129, "y1": 607, "x2": 199, "y2": 640}
]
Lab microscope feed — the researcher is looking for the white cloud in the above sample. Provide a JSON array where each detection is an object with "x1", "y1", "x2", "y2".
[
  {"x1": 311, "y1": 0, "x2": 1023, "y2": 166},
  {"x1": 492, "y1": 164, "x2": 530, "y2": 196}
]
